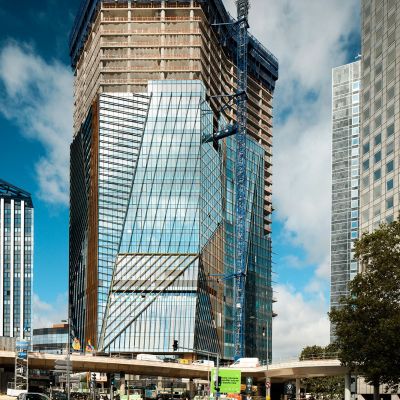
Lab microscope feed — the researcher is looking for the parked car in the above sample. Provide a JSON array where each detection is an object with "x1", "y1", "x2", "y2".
[{"x1": 17, "y1": 393, "x2": 50, "y2": 400}]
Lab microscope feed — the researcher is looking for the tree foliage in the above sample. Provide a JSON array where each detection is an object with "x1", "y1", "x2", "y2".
[
  {"x1": 329, "y1": 220, "x2": 400, "y2": 393},
  {"x1": 299, "y1": 345, "x2": 343, "y2": 399}
]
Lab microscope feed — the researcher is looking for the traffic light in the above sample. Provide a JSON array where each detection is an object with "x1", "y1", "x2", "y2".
[
  {"x1": 172, "y1": 339, "x2": 178, "y2": 351},
  {"x1": 92, "y1": 373, "x2": 96, "y2": 383},
  {"x1": 110, "y1": 373, "x2": 115, "y2": 386}
]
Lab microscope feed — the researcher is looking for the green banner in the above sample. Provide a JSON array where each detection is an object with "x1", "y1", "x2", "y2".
[{"x1": 211, "y1": 368, "x2": 241, "y2": 394}]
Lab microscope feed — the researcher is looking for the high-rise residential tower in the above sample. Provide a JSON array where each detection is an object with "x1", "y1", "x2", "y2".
[
  {"x1": 69, "y1": 0, "x2": 278, "y2": 360},
  {"x1": 330, "y1": 61, "x2": 361, "y2": 339},
  {"x1": 0, "y1": 180, "x2": 33, "y2": 339},
  {"x1": 360, "y1": 0, "x2": 398, "y2": 235}
]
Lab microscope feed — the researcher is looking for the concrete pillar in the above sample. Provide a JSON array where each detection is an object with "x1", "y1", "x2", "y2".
[
  {"x1": 189, "y1": 379, "x2": 196, "y2": 398},
  {"x1": 266, "y1": 378, "x2": 271, "y2": 400},
  {"x1": 345, "y1": 373, "x2": 351, "y2": 400},
  {"x1": 295, "y1": 378, "x2": 301, "y2": 400},
  {"x1": 120, "y1": 374, "x2": 126, "y2": 395}
]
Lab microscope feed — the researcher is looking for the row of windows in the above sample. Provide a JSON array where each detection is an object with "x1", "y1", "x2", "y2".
[{"x1": 362, "y1": 156, "x2": 394, "y2": 173}]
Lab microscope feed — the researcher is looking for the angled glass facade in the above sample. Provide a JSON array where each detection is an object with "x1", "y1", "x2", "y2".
[
  {"x1": 69, "y1": 0, "x2": 278, "y2": 361},
  {"x1": 0, "y1": 180, "x2": 33, "y2": 339},
  {"x1": 330, "y1": 61, "x2": 361, "y2": 338}
]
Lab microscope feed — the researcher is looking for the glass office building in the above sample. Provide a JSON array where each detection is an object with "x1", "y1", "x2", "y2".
[
  {"x1": 330, "y1": 62, "x2": 361, "y2": 338},
  {"x1": 69, "y1": 0, "x2": 278, "y2": 360},
  {"x1": 360, "y1": 0, "x2": 399, "y2": 235},
  {"x1": 0, "y1": 180, "x2": 33, "y2": 339},
  {"x1": 32, "y1": 323, "x2": 68, "y2": 354}
]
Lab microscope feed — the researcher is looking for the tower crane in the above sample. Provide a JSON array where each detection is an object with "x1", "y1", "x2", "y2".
[{"x1": 234, "y1": 0, "x2": 250, "y2": 360}]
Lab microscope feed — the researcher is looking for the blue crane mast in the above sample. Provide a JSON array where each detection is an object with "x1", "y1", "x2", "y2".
[{"x1": 234, "y1": 0, "x2": 250, "y2": 360}]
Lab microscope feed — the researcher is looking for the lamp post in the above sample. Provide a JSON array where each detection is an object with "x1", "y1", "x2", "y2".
[
  {"x1": 61, "y1": 319, "x2": 71, "y2": 400},
  {"x1": 263, "y1": 322, "x2": 270, "y2": 400}
]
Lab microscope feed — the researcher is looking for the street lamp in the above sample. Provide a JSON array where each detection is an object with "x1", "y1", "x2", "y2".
[{"x1": 263, "y1": 322, "x2": 270, "y2": 400}]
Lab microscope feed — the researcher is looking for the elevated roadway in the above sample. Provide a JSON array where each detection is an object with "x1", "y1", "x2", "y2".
[{"x1": 0, "y1": 351, "x2": 348, "y2": 382}]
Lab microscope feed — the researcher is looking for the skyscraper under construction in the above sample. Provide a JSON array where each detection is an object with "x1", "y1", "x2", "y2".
[{"x1": 69, "y1": 0, "x2": 278, "y2": 360}]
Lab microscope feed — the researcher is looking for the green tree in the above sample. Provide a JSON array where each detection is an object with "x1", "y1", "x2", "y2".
[
  {"x1": 299, "y1": 345, "x2": 343, "y2": 399},
  {"x1": 329, "y1": 220, "x2": 400, "y2": 400}
]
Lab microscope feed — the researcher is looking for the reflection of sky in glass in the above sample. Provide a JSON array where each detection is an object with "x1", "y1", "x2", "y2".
[{"x1": 120, "y1": 81, "x2": 209, "y2": 254}]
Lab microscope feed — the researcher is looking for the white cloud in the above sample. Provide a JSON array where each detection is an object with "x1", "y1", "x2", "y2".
[
  {"x1": 223, "y1": 0, "x2": 359, "y2": 355},
  {"x1": 0, "y1": 41, "x2": 72, "y2": 205},
  {"x1": 222, "y1": 0, "x2": 359, "y2": 270},
  {"x1": 32, "y1": 292, "x2": 68, "y2": 329},
  {"x1": 272, "y1": 284, "x2": 330, "y2": 360}
]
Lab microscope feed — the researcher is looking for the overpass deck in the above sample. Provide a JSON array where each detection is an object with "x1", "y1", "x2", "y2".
[{"x1": 0, "y1": 351, "x2": 348, "y2": 382}]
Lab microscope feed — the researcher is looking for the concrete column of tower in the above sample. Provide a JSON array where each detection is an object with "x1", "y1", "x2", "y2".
[
  {"x1": 127, "y1": 4, "x2": 132, "y2": 91},
  {"x1": 295, "y1": 378, "x2": 301, "y2": 400},
  {"x1": 344, "y1": 373, "x2": 351, "y2": 400},
  {"x1": 160, "y1": 1, "x2": 166, "y2": 79}
]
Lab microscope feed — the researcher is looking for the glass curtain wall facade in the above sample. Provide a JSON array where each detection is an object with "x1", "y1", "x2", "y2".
[
  {"x1": 32, "y1": 324, "x2": 68, "y2": 354},
  {"x1": 0, "y1": 180, "x2": 33, "y2": 339},
  {"x1": 360, "y1": 0, "x2": 399, "y2": 236},
  {"x1": 330, "y1": 62, "x2": 361, "y2": 339},
  {"x1": 69, "y1": 0, "x2": 278, "y2": 361}
]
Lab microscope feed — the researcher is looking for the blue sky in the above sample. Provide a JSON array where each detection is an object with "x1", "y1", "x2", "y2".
[{"x1": 0, "y1": 0, "x2": 360, "y2": 358}]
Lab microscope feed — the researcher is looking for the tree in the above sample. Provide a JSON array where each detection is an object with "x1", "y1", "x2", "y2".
[
  {"x1": 299, "y1": 345, "x2": 343, "y2": 399},
  {"x1": 329, "y1": 220, "x2": 400, "y2": 400}
]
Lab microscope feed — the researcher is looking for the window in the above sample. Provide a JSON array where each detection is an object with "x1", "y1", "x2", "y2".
[
  {"x1": 351, "y1": 210, "x2": 358, "y2": 218},
  {"x1": 352, "y1": 105, "x2": 360, "y2": 114},
  {"x1": 351, "y1": 189, "x2": 358, "y2": 198},
  {"x1": 387, "y1": 105, "x2": 395, "y2": 119},
  {"x1": 351, "y1": 221, "x2": 358, "y2": 229},
  {"x1": 386, "y1": 215, "x2": 394, "y2": 224},
  {"x1": 386, "y1": 160, "x2": 394, "y2": 173},
  {"x1": 375, "y1": 62, "x2": 382, "y2": 75},
  {"x1": 387, "y1": 123, "x2": 394, "y2": 137},
  {"x1": 374, "y1": 133, "x2": 381, "y2": 145},
  {"x1": 387, "y1": 197, "x2": 394, "y2": 209},
  {"x1": 374, "y1": 168, "x2": 381, "y2": 181},
  {"x1": 351, "y1": 179, "x2": 358, "y2": 187},
  {"x1": 375, "y1": 115, "x2": 382, "y2": 128},
  {"x1": 386, "y1": 141, "x2": 394, "y2": 156},
  {"x1": 352, "y1": 158, "x2": 359, "y2": 166},
  {"x1": 363, "y1": 159, "x2": 370, "y2": 171},
  {"x1": 350, "y1": 261, "x2": 358, "y2": 272},
  {"x1": 351, "y1": 200, "x2": 358, "y2": 208},
  {"x1": 352, "y1": 93, "x2": 359, "y2": 104},
  {"x1": 352, "y1": 81, "x2": 360, "y2": 91},
  {"x1": 351, "y1": 148, "x2": 359, "y2": 156},
  {"x1": 352, "y1": 116, "x2": 360, "y2": 125},
  {"x1": 364, "y1": 107, "x2": 370, "y2": 120},
  {"x1": 351, "y1": 231, "x2": 358, "y2": 239},
  {"x1": 361, "y1": 193, "x2": 369, "y2": 205},
  {"x1": 387, "y1": 67, "x2": 395, "y2": 82},
  {"x1": 387, "y1": 86, "x2": 395, "y2": 100},
  {"x1": 387, "y1": 179, "x2": 394, "y2": 191},
  {"x1": 374, "y1": 151, "x2": 381, "y2": 163},
  {"x1": 352, "y1": 137, "x2": 359, "y2": 146},
  {"x1": 374, "y1": 97, "x2": 382, "y2": 111},
  {"x1": 375, "y1": 79, "x2": 382, "y2": 93},
  {"x1": 362, "y1": 125, "x2": 368, "y2": 136},
  {"x1": 363, "y1": 142, "x2": 370, "y2": 154}
]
